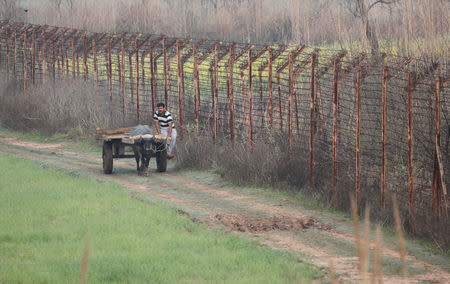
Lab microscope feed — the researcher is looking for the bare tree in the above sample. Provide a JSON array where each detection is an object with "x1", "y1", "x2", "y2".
[
  {"x1": 10, "y1": 0, "x2": 447, "y2": 57},
  {"x1": 66, "y1": 0, "x2": 74, "y2": 9},
  {"x1": 52, "y1": 0, "x2": 63, "y2": 10},
  {"x1": 344, "y1": 0, "x2": 399, "y2": 54},
  {"x1": 0, "y1": 0, "x2": 19, "y2": 19}
]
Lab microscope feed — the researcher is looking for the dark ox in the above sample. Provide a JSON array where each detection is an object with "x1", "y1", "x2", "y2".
[{"x1": 132, "y1": 135, "x2": 154, "y2": 176}]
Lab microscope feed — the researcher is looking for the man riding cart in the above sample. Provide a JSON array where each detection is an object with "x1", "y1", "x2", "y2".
[
  {"x1": 97, "y1": 102, "x2": 177, "y2": 175},
  {"x1": 153, "y1": 102, "x2": 177, "y2": 159}
]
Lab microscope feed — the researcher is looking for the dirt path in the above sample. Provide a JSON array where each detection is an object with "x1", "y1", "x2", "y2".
[{"x1": 0, "y1": 136, "x2": 449, "y2": 283}]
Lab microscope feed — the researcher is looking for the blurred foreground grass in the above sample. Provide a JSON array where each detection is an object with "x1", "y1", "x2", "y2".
[{"x1": 0, "y1": 153, "x2": 320, "y2": 283}]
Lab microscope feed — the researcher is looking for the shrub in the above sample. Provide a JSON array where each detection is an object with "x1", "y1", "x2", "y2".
[
  {"x1": 176, "y1": 126, "x2": 309, "y2": 190},
  {"x1": 0, "y1": 73, "x2": 130, "y2": 135}
]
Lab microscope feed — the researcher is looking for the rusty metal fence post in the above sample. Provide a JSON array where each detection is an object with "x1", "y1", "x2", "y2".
[
  {"x1": 150, "y1": 40, "x2": 156, "y2": 112},
  {"x1": 41, "y1": 31, "x2": 45, "y2": 82},
  {"x1": 107, "y1": 37, "x2": 112, "y2": 101},
  {"x1": 76, "y1": 42, "x2": 80, "y2": 77},
  {"x1": 293, "y1": 79, "x2": 299, "y2": 136},
  {"x1": 241, "y1": 70, "x2": 247, "y2": 124},
  {"x1": 0, "y1": 27, "x2": 2, "y2": 69},
  {"x1": 163, "y1": 38, "x2": 168, "y2": 107},
  {"x1": 135, "y1": 39, "x2": 140, "y2": 121},
  {"x1": 23, "y1": 32, "x2": 27, "y2": 90},
  {"x1": 71, "y1": 35, "x2": 75, "y2": 78},
  {"x1": 176, "y1": 40, "x2": 183, "y2": 139},
  {"x1": 209, "y1": 67, "x2": 214, "y2": 117},
  {"x1": 13, "y1": 31, "x2": 16, "y2": 79},
  {"x1": 433, "y1": 76, "x2": 448, "y2": 219},
  {"x1": 31, "y1": 31, "x2": 36, "y2": 84},
  {"x1": 310, "y1": 53, "x2": 316, "y2": 193},
  {"x1": 64, "y1": 35, "x2": 69, "y2": 75},
  {"x1": 61, "y1": 35, "x2": 65, "y2": 79},
  {"x1": 121, "y1": 37, "x2": 126, "y2": 118},
  {"x1": 213, "y1": 44, "x2": 218, "y2": 141},
  {"x1": 355, "y1": 66, "x2": 362, "y2": 203},
  {"x1": 92, "y1": 39, "x2": 98, "y2": 87},
  {"x1": 381, "y1": 66, "x2": 388, "y2": 208},
  {"x1": 332, "y1": 58, "x2": 340, "y2": 200},
  {"x1": 56, "y1": 39, "x2": 61, "y2": 75},
  {"x1": 248, "y1": 48, "x2": 253, "y2": 152},
  {"x1": 5, "y1": 30, "x2": 10, "y2": 78},
  {"x1": 141, "y1": 49, "x2": 146, "y2": 99},
  {"x1": 0, "y1": 30, "x2": 2, "y2": 71},
  {"x1": 229, "y1": 44, "x2": 235, "y2": 145},
  {"x1": 83, "y1": 35, "x2": 88, "y2": 80},
  {"x1": 258, "y1": 70, "x2": 264, "y2": 128},
  {"x1": 128, "y1": 52, "x2": 134, "y2": 105},
  {"x1": 193, "y1": 44, "x2": 199, "y2": 131},
  {"x1": 432, "y1": 76, "x2": 440, "y2": 218},
  {"x1": 407, "y1": 72, "x2": 414, "y2": 232},
  {"x1": 277, "y1": 72, "x2": 282, "y2": 131},
  {"x1": 288, "y1": 52, "x2": 293, "y2": 152},
  {"x1": 268, "y1": 47, "x2": 273, "y2": 132}
]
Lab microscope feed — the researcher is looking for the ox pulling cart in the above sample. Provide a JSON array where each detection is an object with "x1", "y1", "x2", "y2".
[{"x1": 96, "y1": 127, "x2": 169, "y2": 175}]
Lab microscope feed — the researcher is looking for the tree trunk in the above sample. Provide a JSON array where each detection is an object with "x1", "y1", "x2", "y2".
[
  {"x1": 358, "y1": 0, "x2": 379, "y2": 54},
  {"x1": 365, "y1": 18, "x2": 379, "y2": 54}
]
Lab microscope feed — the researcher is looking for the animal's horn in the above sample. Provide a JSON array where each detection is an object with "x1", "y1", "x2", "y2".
[{"x1": 130, "y1": 135, "x2": 142, "y2": 140}]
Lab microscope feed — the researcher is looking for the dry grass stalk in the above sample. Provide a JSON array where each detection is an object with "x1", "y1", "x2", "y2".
[
  {"x1": 350, "y1": 195, "x2": 362, "y2": 266},
  {"x1": 80, "y1": 234, "x2": 91, "y2": 284},
  {"x1": 371, "y1": 226, "x2": 383, "y2": 284},
  {"x1": 329, "y1": 258, "x2": 337, "y2": 284},
  {"x1": 393, "y1": 196, "x2": 407, "y2": 277},
  {"x1": 361, "y1": 205, "x2": 371, "y2": 284},
  {"x1": 351, "y1": 195, "x2": 372, "y2": 283}
]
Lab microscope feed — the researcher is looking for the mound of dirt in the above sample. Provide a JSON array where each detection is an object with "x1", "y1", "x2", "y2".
[{"x1": 213, "y1": 213, "x2": 327, "y2": 233}]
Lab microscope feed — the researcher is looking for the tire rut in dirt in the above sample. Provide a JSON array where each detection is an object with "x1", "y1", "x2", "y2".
[{"x1": 213, "y1": 213, "x2": 332, "y2": 233}]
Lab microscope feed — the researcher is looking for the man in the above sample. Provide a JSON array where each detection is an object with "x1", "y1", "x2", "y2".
[{"x1": 153, "y1": 102, "x2": 177, "y2": 159}]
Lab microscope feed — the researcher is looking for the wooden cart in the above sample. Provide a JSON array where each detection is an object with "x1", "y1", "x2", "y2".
[{"x1": 96, "y1": 128, "x2": 168, "y2": 174}]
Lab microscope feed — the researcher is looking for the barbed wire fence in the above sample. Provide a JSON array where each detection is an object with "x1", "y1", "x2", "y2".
[{"x1": 0, "y1": 20, "x2": 448, "y2": 243}]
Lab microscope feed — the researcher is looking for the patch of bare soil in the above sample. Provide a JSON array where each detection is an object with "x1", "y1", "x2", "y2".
[
  {"x1": 0, "y1": 137, "x2": 66, "y2": 149},
  {"x1": 213, "y1": 213, "x2": 329, "y2": 233}
]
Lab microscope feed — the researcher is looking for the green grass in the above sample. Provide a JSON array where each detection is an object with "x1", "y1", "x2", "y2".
[{"x1": 0, "y1": 153, "x2": 320, "y2": 283}]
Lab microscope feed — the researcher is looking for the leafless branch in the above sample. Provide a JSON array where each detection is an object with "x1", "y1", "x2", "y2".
[{"x1": 367, "y1": 0, "x2": 400, "y2": 12}]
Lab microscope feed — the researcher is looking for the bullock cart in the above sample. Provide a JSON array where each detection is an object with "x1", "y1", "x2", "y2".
[{"x1": 96, "y1": 127, "x2": 168, "y2": 174}]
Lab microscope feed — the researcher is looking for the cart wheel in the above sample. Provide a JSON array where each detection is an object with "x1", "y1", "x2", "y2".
[
  {"x1": 156, "y1": 149, "x2": 167, "y2": 172},
  {"x1": 103, "y1": 142, "x2": 113, "y2": 174}
]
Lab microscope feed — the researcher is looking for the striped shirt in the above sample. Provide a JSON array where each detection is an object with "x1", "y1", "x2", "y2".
[{"x1": 153, "y1": 111, "x2": 175, "y2": 128}]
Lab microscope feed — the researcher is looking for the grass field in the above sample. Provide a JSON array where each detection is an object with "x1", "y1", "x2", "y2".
[{"x1": 0, "y1": 153, "x2": 320, "y2": 283}]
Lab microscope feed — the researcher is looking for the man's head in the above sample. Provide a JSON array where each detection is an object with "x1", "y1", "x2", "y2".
[{"x1": 156, "y1": 102, "x2": 165, "y2": 114}]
